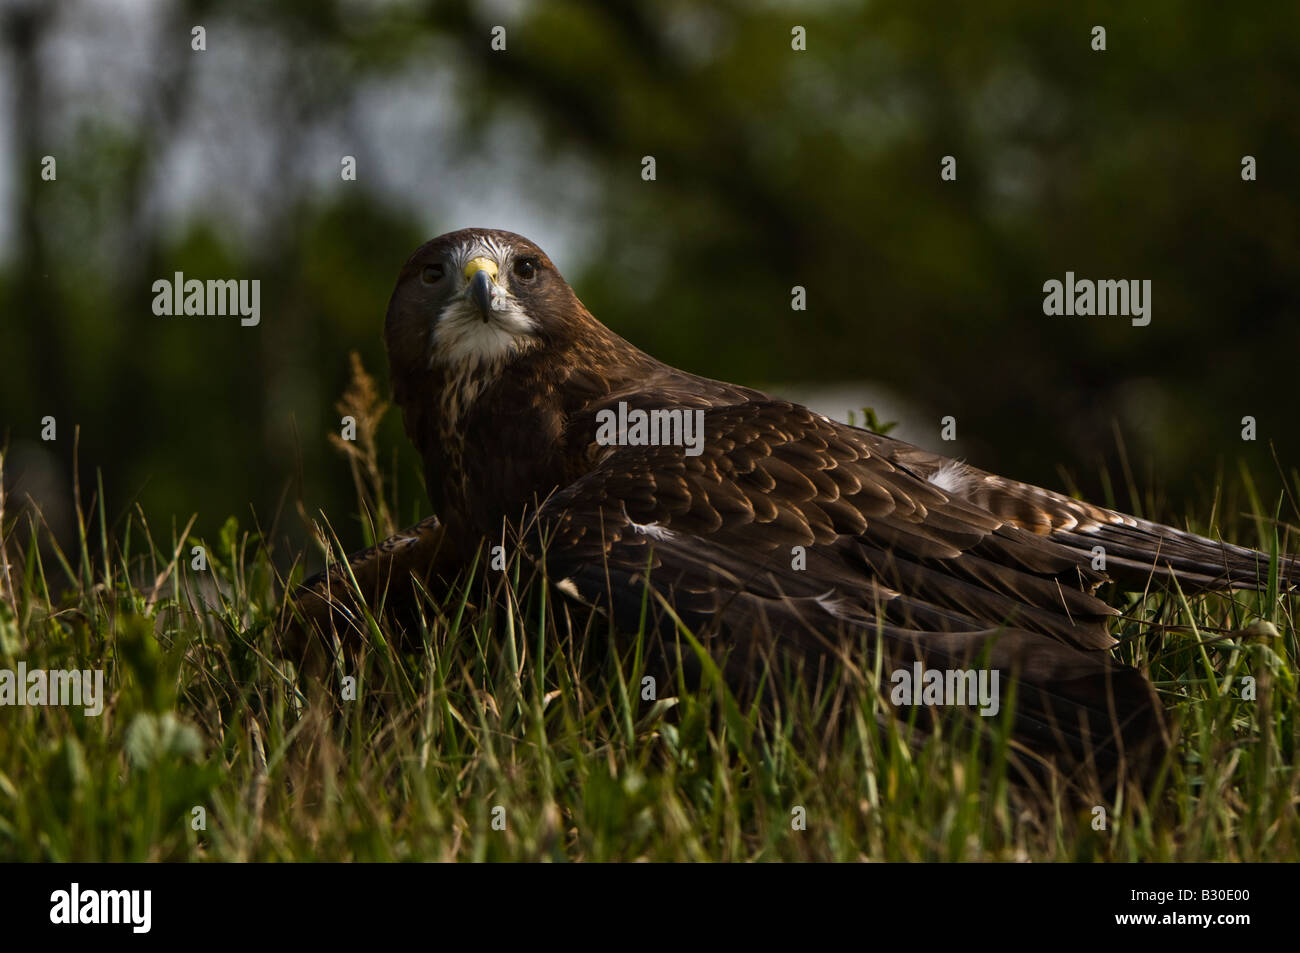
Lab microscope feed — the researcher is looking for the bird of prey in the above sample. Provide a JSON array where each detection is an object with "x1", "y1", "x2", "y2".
[{"x1": 293, "y1": 227, "x2": 1293, "y2": 788}]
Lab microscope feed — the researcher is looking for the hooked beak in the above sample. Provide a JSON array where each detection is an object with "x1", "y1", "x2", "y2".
[{"x1": 464, "y1": 257, "x2": 498, "y2": 322}]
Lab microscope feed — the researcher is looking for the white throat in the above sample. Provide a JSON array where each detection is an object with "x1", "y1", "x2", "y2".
[
  {"x1": 431, "y1": 236, "x2": 539, "y2": 368},
  {"x1": 432, "y1": 296, "x2": 537, "y2": 368}
]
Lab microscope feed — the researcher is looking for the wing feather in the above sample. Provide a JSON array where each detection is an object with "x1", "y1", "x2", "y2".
[{"x1": 536, "y1": 398, "x2": 1166, "y2": 779}]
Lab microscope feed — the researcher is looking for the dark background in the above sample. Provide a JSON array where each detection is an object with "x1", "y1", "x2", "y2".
[{"x1": 2, "y1": 0, "x2": 1296, "y2": 568}]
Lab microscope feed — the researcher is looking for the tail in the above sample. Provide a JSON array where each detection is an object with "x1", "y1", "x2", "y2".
[
  {"x1": 878, "y1": 440, "x2": 1295, "y2": 593},
  {"x1": 1048, "y1": 515, "x2": 1295, "y2": 592}
]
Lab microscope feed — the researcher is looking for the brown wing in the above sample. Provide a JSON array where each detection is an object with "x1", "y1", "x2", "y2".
[
  {"x1": 552, "y1": 397, "x2": 1124, "y2": 644},
  {"x1": 880, "y1": 437, "x2": 1292, "y2": 590},
  {"x1": 533, "y1": 397, "x2": 1164, "y2": 782}
]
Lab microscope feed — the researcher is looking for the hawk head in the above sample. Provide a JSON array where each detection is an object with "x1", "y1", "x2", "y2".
[
  {"x1": 384, "y1": 228, "x2": 661, "y2": 532},
  {"x1": 384, "y1": 227, "x2": 584, "y2": 386}
]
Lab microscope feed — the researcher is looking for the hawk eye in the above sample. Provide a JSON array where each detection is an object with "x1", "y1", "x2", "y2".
[
  {"x1": 513, "y1": 257, "x2": 537, "y2": 280},
  {"x1": 421, "y1": 263, "x2": 445, "y2": 285}
]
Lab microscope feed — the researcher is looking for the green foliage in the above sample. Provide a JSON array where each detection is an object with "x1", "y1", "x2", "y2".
[
  {"x1": 849, "y1": 407, "x2": 898, "y2": 435},
  {"x1": 2, "y1": 0, "x2": 1298, "y2": 861},
  {"x1": 2, "y1": 0, "x2": 1297, "y2": 570},
  {"x1": 0, "y1": 454, "x2": 1297, "y2": 861}
]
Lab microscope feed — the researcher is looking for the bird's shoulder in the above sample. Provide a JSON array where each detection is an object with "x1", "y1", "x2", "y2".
[{"x1": 550, "y1": 387, "x2": 1014, "y2": 559}]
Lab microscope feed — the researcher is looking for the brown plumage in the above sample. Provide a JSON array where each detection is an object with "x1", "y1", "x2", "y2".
[{"x1": 294, "y1": 227, "x2": 1294, "y2": 788}]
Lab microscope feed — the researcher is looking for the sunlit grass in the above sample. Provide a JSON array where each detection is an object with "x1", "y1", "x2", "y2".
[{"x1": 0, "y1": 441, "x2": 1297, "y2": 862}]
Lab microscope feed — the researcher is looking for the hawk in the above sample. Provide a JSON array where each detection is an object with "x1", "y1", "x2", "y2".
[{"x1": 294, "y1": 227, "x2": 1294, "y2": 787}]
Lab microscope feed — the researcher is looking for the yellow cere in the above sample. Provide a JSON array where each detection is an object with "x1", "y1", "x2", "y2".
[{"x1": 464, "y1": 257, "x2": 499, "y2": 280}]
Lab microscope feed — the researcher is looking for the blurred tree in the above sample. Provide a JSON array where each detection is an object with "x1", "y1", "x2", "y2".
[{"x1": 2, "y1": 0, "x2": 1296, "y2": 571}]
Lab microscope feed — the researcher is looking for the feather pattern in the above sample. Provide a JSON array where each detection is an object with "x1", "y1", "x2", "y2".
[{"x1": 297, "y1": 228, "x2": 1296, "y2": 787}]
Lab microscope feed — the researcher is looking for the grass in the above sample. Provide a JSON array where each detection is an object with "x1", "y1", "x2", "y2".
[{"x1": 1, "y1": 431, "x2": 1297, "y2": 863}]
